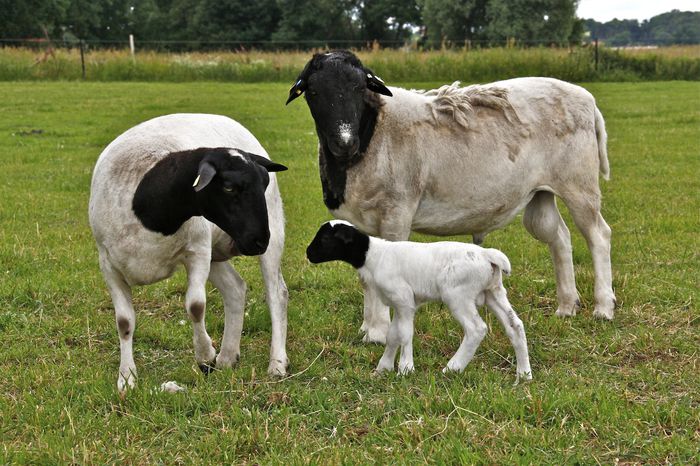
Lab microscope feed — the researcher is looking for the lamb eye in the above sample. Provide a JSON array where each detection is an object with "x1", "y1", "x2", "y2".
[{"x1": 223, "y1": 186, "x2": 233, "y2": 193}]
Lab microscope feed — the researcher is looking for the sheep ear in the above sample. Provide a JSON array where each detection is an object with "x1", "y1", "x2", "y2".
[
  {"x1": 365, "y1": 70, "x2": 393, "y2": 97},
  {"x1": 286, "y1": 79, "x2": 306, "y2": 105},
  {"x1": 245, "y1": 152, "x2": 288, "y2": 172},
  {"x1": 193, "y1": 161, "x2": 216, "y2": 192}
]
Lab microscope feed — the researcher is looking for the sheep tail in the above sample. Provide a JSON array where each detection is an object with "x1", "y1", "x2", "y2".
[
  {"x1": 484, "y1": 248, "x2": 511, "y2": 277},
  {"x1": 594, "y1": 106, "x2": 610, "y2": 181}
]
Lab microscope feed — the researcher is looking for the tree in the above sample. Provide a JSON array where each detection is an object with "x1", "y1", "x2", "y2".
[
  {"x1": 272, "y1": 0, "x2": 357, "y2": 47},
  {"x1": 418, "y1": 0, "x2": 488, "y2": 47},
  {"x1": 357, "y1": 0, "x2": 421, "y2": 44},
  {"x1": 192, "y1": 0, "x2": 281, "y2": 44},
  {"x1": 484, "y1": 0, "x2": 581, "y2": 45},
  {"x1": 0, "y1": 0, "x2": 69, "y2": 39}
]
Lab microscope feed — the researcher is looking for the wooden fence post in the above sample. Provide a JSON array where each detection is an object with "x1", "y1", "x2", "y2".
[
  {"x1": 594, "y1": 38, "x2": 599, "y2": 72},
  {"x1": 80, "y1": 40, "x2": 86, "y2": 79}
]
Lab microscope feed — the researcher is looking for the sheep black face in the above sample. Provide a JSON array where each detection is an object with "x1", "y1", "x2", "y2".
[
  {"x1": 306, "y1": 221, "x2": 369, "y2": 269},
  {"x1": 133, "y1": 148, "x2": 287, "y2": 257},
  {"x1": 286, "y1": 50, "x2": 392, "y2": 163},
  {"x1": 194, "y1": 150, "x2": 287, "y2": 256}
]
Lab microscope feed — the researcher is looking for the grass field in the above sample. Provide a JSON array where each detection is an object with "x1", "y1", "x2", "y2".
[{"x1": 0, "y1": 80, "x2": 698, "y2": 463}]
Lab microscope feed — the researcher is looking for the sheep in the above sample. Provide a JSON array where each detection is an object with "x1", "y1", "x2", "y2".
[
  {"x1": 287, "y1": 50, "x2": 617, "y2": 345},
  {"x1": 306, "y1": 220, "x2": 532, "y2": 379},
  {"x1": 88, "y1": 113, "x2": 289, "y2": 393}
]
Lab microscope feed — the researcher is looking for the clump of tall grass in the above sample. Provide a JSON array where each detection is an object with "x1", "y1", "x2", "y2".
[{"x1": 0, "y1": 45, "x2": 698, "y2": 82}]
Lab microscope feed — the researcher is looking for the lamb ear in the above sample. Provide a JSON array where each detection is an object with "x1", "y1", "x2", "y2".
[
  {"x1": 286, "y1": 78, "x2": 306, "y2": 105},
  {"x1": 193, "y1": 161, "x2": 216, "y2": 192},
  {"x1": 365, "y1": 70, "x2": 393, "y2": 97}
]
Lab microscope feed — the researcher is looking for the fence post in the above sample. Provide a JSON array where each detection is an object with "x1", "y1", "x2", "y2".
[
  {"x1": 80, "y1": 40, "x2": 86, "y2": 79},
  {"x1": 594, "y1": 38, "x2": 599, "y2": 72},
  {"x1": 129, "y1": 34, "x2": 135, "y2": 60}
]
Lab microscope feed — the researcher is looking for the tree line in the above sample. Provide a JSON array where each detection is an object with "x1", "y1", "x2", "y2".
[
  {"x1": 585, "y1": 10, "x2": 700, "y2": 46},
  {"x1": 1, "y1": 0, "x2": 697, "y2": 48}
]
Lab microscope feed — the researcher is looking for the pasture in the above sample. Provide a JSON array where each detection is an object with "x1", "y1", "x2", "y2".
[{"x1": 0, "y1": 80, "x2": 698, "y2": 463}]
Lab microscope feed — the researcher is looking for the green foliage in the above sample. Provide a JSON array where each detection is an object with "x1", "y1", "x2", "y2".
[
  {"x1": 484, "y1": 0, "x2": 580, "y2": 44},
  {"x1": 0, "y1": 81, "x2": 698, "y2": 463},
  {"x1": 584, "y1": 10, "x2": 700, "y2": 46}
]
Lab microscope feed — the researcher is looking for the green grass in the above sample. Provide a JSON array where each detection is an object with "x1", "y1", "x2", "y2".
[{"x1": 1, "y1": 81, "x2": 698, "y2": 463}]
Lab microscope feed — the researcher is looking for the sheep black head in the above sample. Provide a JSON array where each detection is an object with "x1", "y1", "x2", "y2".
[
  {"x1": 193, "y1": 149, "x2": 287, "y2": 256},
  {"x1": 286, "y1": 50, "x2": 392, "y2": 163},
  {"x1": 306, "y1": 220, "x2": 369, "y2": 269},
  {"x1": 133, "y1": 147, "x2": 287, "y2": 257}
]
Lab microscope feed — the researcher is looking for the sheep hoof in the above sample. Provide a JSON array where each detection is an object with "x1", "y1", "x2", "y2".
[
  {"x1": 198, "y1": 362, "x2": 216, "y2": 375},
  {"x1": 593, "y1": 307, "x2": 615, "y2": 320},
  {"x1": 215, "y1": 352, "x2": 240, "y2": 369},
  {"x1": 398, "y1": 365, "x2": 414, "y2": 375},
  {"x1": 267, "y1": 358, "x2": 289, "y2": 378},
  {"x1": 362, "y1": 328, "x2": 387, "y2": 345}
]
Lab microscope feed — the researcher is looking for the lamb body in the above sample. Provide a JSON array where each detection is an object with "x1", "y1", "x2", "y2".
[{"x1": 307, "y1": 221, "x2": 532, "y2": 379}]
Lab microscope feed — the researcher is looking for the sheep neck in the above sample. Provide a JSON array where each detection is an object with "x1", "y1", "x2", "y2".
[
  {"x1": 319, "y1": 92, "x2": 381, "y2": 210},
  {"x1": 132, "y1": 151, "x2": 203, "y2": 236}
]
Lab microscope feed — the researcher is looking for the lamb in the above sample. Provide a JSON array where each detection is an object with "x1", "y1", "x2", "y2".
[
  {"x1": 88, "y1": 113, "x2": 289, "y2": 393},
  {"x1": 306, "y1": 220, "x2": 532, "y2": 380},
  {"x1": 287, "y1": 50, "x2": 617, "y2": 345}
]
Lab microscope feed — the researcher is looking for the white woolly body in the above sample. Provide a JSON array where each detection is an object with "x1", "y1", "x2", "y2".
[
  {"x1": 332, "y1": 77, "x2": 608, "y2": 238},
  {"x1": 359, "y1": 239, "x2": 509, "y2": 308},
  {"x1": 353, "y1": 233, "x2": 530, "y2": 378}
]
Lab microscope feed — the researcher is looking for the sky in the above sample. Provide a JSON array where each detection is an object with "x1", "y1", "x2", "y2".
[{"x1": 577, "y1": 0, "x2": 699, "y2": 22}]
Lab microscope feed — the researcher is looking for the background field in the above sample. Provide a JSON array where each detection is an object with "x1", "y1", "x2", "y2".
[
  {"x1": 1, "y1": 45, "x2": 700, "y2": 82},
  {"x1": 0, "y1": 80, "x2": 698, "y2": 463}
]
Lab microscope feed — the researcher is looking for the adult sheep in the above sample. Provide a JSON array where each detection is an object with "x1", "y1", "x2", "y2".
[
  {"x1": 89, "y1": 113, "x2": 289, "y2": 393},
  {"x1": 287, "y1": 50, "x2": 616, "y2": 343}
]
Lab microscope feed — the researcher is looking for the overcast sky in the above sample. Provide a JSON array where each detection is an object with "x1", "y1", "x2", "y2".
[{"x1": 577, "y1": 0, "x2": 699, "y2": 22}]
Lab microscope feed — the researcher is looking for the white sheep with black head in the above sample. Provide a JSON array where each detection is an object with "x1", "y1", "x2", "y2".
[
  {"x1": 288, "y1": 50, "x2": 617, "y2": 345},
  {"x1": 306, "y1": 221, "x2": 532, "y2": 380},
  {"x1": 89, "y1": 113, "x2": 289, "y2": 393}
]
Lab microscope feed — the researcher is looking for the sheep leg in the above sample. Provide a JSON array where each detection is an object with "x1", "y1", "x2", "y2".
[
  {"x1": 442, "y1": 297, "x2": 487, "y2": 373},
  {"x1": 361, "y1": 219, "x2": 412, "y2": 344},
  {"x1": 209, "y1": 261, "x2": 246, "y2": 369},
  {"x1": 360, "y1": 279, "x2": 390, "y2": 344},
  {"x1": 485, "y1": 287, "x2": 532, "y2": 381},
  {"x1": 99, "y1": 255, "x2": 137, "y2": 393},
  {"x1": 183, "y1": 256, "x2": 216, "y2": 371},
  {"x1": 563, "y1": 196, "x2": 617, "y2": 320},
  {"x1": 375, "y1": 315, "x2": 401, "y2": 373},
  {"x1": 523, "y1": 191, "x2": 581, "y2": 317},
  {"x1": 395, "y1": 306, "x2": 416, "y2": 374},
  {"x1": 258, "y1": 216, "x2": 289, "y2": 376}
]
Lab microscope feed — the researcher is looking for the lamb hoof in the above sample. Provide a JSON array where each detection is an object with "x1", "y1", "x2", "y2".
[
  {"x1": 442, "y1": 363, "x2": 465, "y2": 374},
  {"x1": 198, "y1": 362, "x2": 216, "y2": 375},
  {"x1": 555, "y1": 299, "x2": 580, "y2": 318},
  {"x1": 398, "y1": 365, "x2": 414, "y2": 375}
]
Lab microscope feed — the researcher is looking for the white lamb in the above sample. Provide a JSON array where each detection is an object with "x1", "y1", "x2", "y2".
[{"x1": 306, "y1": 220, "x2": 532, "y2": 380}]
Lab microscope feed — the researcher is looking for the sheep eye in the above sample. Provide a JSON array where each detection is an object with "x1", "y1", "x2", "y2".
[{"x1": 223, "y1": 186, "x2": 233, "y2": 193}]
